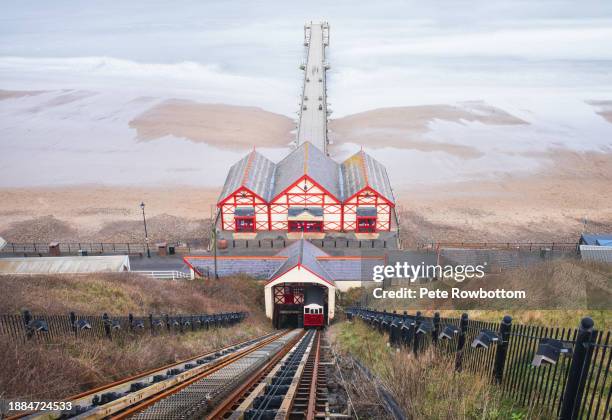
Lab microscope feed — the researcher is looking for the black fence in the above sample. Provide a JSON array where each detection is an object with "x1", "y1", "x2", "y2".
[
  {"x1": 417, "y1": 242, "x2": 580, "y2": 253},
  {"x1": 0, "y1": 310, "x2": 247, "y2": 343},
  {"x1": 222, "y1": 238, "x2": 391, "y2": 250},
  {"x1": 0, "y1": 242, "x2": 202, "y2": 256},
  {"x1": 346, "y1": 308, "x2": 611, "y2": 419}
]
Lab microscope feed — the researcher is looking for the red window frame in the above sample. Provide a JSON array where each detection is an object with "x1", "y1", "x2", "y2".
[
  {"x1": 235, "y1": 216, "x2": 255, "y2": 232},
  {"x1": 356, "y1": 216, "x2": 377, "y2": 233},
  {"x1": 288, "y1": 220, "x2": 324, "y2": 233}
]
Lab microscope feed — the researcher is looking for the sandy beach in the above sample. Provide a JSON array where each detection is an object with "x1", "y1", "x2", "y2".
[
  {"x1": 329, "y1": 102, "x2": 527, "y2": 156},
  {"x1": 130, "y1": 99, "x2": 295, "y2": 150},
  {"x1": 1, "y1": 153, "x2": 610, "y2": 245}
]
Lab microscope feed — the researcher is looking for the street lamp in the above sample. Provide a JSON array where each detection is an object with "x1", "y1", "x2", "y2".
[{"x1": 140, "y1": 202, "x2": 151, "y2": 258}]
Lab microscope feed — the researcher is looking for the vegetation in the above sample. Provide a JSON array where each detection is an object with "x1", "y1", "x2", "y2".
[
  {"x1": 340, "y1": 259, "x2": 612, "y2": 329},
  {"x1": 0, "y1": 273, "x2": 271, "y2": 401},
  {"x1": 330, "y1": 320, "x2": 547, "y2": 419}
]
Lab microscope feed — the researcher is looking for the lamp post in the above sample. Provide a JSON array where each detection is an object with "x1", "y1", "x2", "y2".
[{"x1": 140, "y1": 202, "x2": 151, "y2": 258}]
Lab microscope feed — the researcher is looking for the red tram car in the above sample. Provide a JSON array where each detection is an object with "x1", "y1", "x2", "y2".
[{"x1": 303, "y1": 303, "x2": 325, "y2": 328}]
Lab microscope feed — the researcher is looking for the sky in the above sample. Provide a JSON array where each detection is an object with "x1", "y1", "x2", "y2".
[
  {"x1": 1, "y1": 0, "x2": 611, "y2": 114},
  {"x1": 0, "y1": 1, "x2": 611, "y2": 187}
]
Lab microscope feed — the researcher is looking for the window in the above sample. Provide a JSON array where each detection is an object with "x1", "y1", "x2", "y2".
[
  {"x1": 305, "y1": 308, "x2": 310, "y2": 314},
  {"x1": 235, "y1": 217, "x2": 255, "y2": 232},
  {"x1": 288, "y1": 221, "x2": 324, "y2": 232},
  {"x1": 356, "y1": 217, "x2": 377, "y2": 233}
]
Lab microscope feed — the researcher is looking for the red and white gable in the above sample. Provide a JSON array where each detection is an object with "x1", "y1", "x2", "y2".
[
  {"x1": 270, "y1": 176, "x2": 341, "y2": 232},
  {"x1": 343, "y1": 186, "x2": 392, "y2": 232},
  {"x1": 219, "y1": 187, "x2": 269, "y2": 232}
]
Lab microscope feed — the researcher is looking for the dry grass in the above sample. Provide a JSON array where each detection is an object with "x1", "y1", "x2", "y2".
[
  {"x1": 331, "y1": 320, "x2": 545, "y2": 419},
  {"x1": 0, "y1": 273, "x2": 272, "y2": 402},
  {"x1": 0, "y1": 321, "x2": 267, "y2": 401},
  {"x1": 0, "y1": 273, "x2": 266, "y2": 318},
  {"x1": 354, "y1": 259, "x2": 612, "y2": 329}
]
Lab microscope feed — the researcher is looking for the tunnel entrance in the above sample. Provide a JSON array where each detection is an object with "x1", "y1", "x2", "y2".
[
  {"x1": 271, "y1": 283, "x2": 329, "y2": 329},
  {"x1": 275, "y1": 305, "x2": 303, "y2": 328}
]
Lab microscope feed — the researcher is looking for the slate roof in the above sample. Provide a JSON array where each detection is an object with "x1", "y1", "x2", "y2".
[
  {"x1": 270, "y1": 239, "x2": 333, "y2": 283},
  {"x1": 273, "y1": 142, "x2": 341, "y2": 200},
  {"x1": 341, "y1": 150, "x2": 395, "y2": 203},
  {"x1": 218, "y1": 150, "x2": 276, "y2": 202},
  {"x1": 317, "y1": 258, "x2": 384, "y2": 281},
  {"x1": 218, "y1": 144, "x2": 394, "y2": 206},
  {"x1": 184, "y1": 257, "x2": 286, "y2": 279},
  {"x1": 185, "y1": 240, "x2": 385, "y2": 284}
]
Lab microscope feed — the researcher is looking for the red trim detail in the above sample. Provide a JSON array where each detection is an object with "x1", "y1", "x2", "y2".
[
  {"x1": 218, "y1": 185, "x2": 267, "y2": 206},
  {"x1": 270, "y1": 175, "x2": 340, "y2": 204},
  {"x1": 182, "y1": 257, "x2": 202, "y2": 277}
]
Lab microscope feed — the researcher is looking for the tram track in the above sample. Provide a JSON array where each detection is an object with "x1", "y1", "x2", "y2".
[
  {"x1": 12, "y1": 329, "x2": 336, "y2": 420},
  {"x1": 12, "y1": 331, "x2": 289, "y2": 420}
]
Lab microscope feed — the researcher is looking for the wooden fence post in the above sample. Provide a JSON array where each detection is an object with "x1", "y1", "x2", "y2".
[
  {"x1": 149, "y1": 314, "x2": 154, "y2": 335},
  {"x1": 455, "y1": 313, "x2": 469, "y2": 371},
  {"x1": 493, "y1": 315, "x2": 512, "y2": 383},
  {"x1": 128, "y1": 313, "x2": 134, "y2": 333},
  {"x1": 559, "y1": 317, "x2": 597, "y2": 420}
]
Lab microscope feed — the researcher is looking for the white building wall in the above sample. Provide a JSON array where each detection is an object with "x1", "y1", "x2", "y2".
[{"x1": 264, "y1": 266, "x2": 336, "y2": 323}]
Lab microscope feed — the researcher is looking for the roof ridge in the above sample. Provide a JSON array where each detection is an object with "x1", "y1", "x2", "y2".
[
  {"x1": 240, "y1": 149, "x2": 257, "y2": 187},
  {"x1": 303, "y1": 142, "x2": 309, "y2": 174},
  {"x1": 360, "y1": 149, "x2": 370, "y2": 186}
]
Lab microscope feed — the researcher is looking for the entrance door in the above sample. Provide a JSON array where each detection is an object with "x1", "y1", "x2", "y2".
[{"x1": 288, "y1": 220, "x2": 324, "y2": 233}]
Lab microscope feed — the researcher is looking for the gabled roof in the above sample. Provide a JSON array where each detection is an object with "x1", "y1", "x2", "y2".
[
  {"x1": 269, "y1": 239, "x2": 335, "y2": 285},
  {"x1": 218, "y1": 149, "x2": 276, "y2": 203},
  {"x1": 341, "y1": 150, "x2": 395, "y2": 204},
  {"x1": 273, "y1": 142, "x2": 342, "y2": 200},
  {"x1": 183, "y1": 256, "x2": 286, "y2": 279}
]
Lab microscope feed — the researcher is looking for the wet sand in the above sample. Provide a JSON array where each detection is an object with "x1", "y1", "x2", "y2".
[
  {"x1": 129, "y1": 99, "x2": 295, "y2": 150},
  {"x1": 588, "y1": 100, "x2": 612, "y2": 123},
  {"x1": 329, "y1": 102, "x2": 527, "y2": 156}
]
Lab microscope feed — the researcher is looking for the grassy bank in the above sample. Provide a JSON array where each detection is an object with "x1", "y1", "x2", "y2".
[
  {"x1": 0, "y1": 273, "x2": 271, "y2": 401},
  {"x1": 340, "y1": 259, "x2": 612, "y2": 329},
  {"x1": 330, "y1": 320, "x2": 546, "y2": 419}
]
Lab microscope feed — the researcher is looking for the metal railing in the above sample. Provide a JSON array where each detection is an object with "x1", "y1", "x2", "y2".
[
  {"x1": 0, "y1": 241, "x2": 203, "y2": 256},
  {"x1": 346, "y1": 308, "x2": 611, "y2": 419},
  {"x1": 417, "y1": 242, "x2": 579, "y2": 252},
  {"x1": 132, "y1": 270, "x2": 191, "y2": 280},
  {"x1": 0, "y1": 310, "x2": 247, "y2": 343}
]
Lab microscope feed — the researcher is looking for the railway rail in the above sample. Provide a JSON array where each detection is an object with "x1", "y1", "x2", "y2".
[{"x1": 12, "y1": 329, "x2": 336, "y2": 420}]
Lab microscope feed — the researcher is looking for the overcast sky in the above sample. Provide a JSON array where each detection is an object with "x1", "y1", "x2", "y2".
[{"x1": 1, "y1": 0, "x2": 611, "y2": 114}]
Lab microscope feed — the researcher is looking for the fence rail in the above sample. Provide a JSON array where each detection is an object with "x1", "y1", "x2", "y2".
[
  {"x1": 132, "y1": 270, "x2": 191, "y2": 280},
  {"x1": 222, "y1": 238, "x2": 390, "y2": 250},
  {"x1": 1, "y1": 310, "x2": 247, "y2": 344},
  {"x1": 0, "y1": 241, "x2": 204, "y2": 256},
  {"x1": 346, "y1": 308, "x2": 611, "y2": 419},
  {"x1": 417, "y1": 242, "x2": 579, "y2": 252}
]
